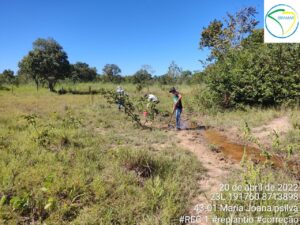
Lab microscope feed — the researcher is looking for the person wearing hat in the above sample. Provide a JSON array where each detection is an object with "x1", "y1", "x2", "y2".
[
  {"x1": 169, "y1": 87, "x2": 183, "y2": 130},
  {"x1": 145, "y1": 93, "x2": 159, "y2": 104},
  {"x1": 143, "y1": 93, "x2": 160, "y2": 121},
  {"x1": 116, "y1": 86, "x2": 125, "y2": 110}
]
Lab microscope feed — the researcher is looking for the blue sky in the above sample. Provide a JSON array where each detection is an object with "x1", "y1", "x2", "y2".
[{"x1": 0, "y1": 0, "x2": 263, "y2": 75}]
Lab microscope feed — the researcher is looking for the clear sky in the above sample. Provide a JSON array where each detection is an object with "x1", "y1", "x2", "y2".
[{"x1": 0, "y1": 0, "x2": 263, "y2": 75}]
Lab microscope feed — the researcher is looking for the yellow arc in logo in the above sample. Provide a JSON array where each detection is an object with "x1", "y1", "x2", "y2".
[{"x1": 282, "y1": 11, "x2": 297, "y2": 34}]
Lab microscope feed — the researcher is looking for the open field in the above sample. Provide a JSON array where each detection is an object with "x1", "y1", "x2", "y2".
[
  {"x1": 0, "y1": 84, "x2": 204, "y2": 224},
  {"x1": 0, "y1": 83, "x2": 299, "y2": 224},
  {"x1": 1, "y1": 1, "x2": 300, "y2": 224}
]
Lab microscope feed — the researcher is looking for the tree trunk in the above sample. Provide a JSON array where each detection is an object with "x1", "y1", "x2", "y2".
[
  {"x1": 48, "y1": 77, "x2": 57, "y2": 92},
  {"x1": 49, "y1": 81, "x2": 55, "y2": 92},
  {"x1": 35, "y1": 80, "x2": 39, "y2": 92}
]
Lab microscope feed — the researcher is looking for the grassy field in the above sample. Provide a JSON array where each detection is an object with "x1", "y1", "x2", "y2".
[
  {"x1": 0, "y1": 83, "x2": 204, "y2": 224},
  {"x1": 0, "y1": 83, "x2": 299, "y2": 224}
]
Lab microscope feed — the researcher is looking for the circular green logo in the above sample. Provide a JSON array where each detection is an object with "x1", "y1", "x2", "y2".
[{"x1": 265, "y1": 4, "x2": 299, "y2": 38}]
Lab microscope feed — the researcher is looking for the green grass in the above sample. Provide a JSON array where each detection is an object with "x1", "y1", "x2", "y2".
[
  {"x1": 212, "y1": 162, "x2": 300, "y2": 225},
  {"x1": 203, "y1": 107, "x2": 283, "y2": 128},
  {"x1": 0, "y1": 84, "x2": 203, "y2": 224},
  {"x1": 0, "y1": 83, "x2": 299, "y2": 224}
]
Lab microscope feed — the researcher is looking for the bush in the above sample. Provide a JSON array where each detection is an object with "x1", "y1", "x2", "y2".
[
  {"x1": 191, "y1": 85, "x2": 222, "y2": 114},
  {"x1": 204, "y1": 41, "x2": 300, "y2": 108}
]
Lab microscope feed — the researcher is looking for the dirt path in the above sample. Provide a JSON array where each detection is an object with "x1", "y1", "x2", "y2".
[
  {"x1": 175, "y1": 129, "x2": 239, "y2": 225},
  {"x1": 251, "y1": 116, "x2": 291, "y2": 145},
  {"x1": 173, "y1": 116, "x2": 292, "y2": 224}
]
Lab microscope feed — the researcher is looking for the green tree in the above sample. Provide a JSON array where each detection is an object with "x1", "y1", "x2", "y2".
[
  {"x1": 71, "y1": 62, "x2": 97, "y2": 83},
  {"x1": 141, "y1": 64, "x2": 155, "y2": 75},
  {"x1": 166, "y1": 61, "x2": 182, "y2": 83},
  {"x1": 199, "y1": 8, "x2": 299, "y2": 108},
  {"x1": 18, "y1": 38, "x2": 70, "y2": 91},
  {"x1": 102, "y1": 64, "x2": 122, "y2": 83},
  {"x1": 157, "y1": 74, "x2": 174, "y2": 85},
  {"x1": 18, "y1": 55, "x2": 41, "y2": 90},
  {"x1": 241, "y1": 29, "x2": 264, "y2": 48},
  {"x1": 178, "y1": 70, "x2": 192, "y2": 84},
  {"x1": 191, "y1": 71, "x2": 205, "y2": 84},
  {"x1": 204, "y1": 31, "x2": 300, "y2": 107},
  {"x1": 132, "y1": 69, "x2": 152, "y2": 84},
  {"x1": 132, "y1": 68, "x2": 152, "y2": 92},
  {"x1": 0, "y1": 74, "x2": 3, "y2": 87},
  {"x1": 2, "y1": 69, "x2": 14, "y2": 84},
  {"x1": 200, "y1": 7, "x2": 258, "y2": 62},
  {"x1": 1, "y1": 69, "x2": 18, "y2": 93}
]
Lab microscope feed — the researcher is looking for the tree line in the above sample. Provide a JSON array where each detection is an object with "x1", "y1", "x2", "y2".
[
  {"x1": 0, "y1": 38, "x2": 198, "y2": 92},
  {"x1": 199, "y1": 7, "x2": 300, "y2": 108},
  {"x1": 1, "y1": 6, "x2": 299, "y2": 108}
]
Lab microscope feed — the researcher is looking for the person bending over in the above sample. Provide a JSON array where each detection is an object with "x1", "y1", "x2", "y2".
[{"x1": 169, "y1": 87, "x2": 183, "y2": 130}]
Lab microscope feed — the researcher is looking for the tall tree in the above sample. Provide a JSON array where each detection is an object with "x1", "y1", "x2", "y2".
[
  {"x1": 200, "y1": 7, "x2": 258, "y2": 62},
  {"x1": 167, "y1": 61, "x2": 182, "y2": 83},
  {"x1": 141, "y1": 64, "x2": 155, "y2": 75},
  {"x1": 102, "y1": 64, "x2": 121, "y2": 82},
  {"x1": 0, "y1": 73, "x2": 3, "y2": 87},
  {"x1": 178, "y1": 70, "x2": 193, "y2": 84},
  {"x1": 204, "y1": 30, "x2": 300, "y2": 107},
  {"x1": 18, "y1": 38, "x2": 70, "y2": 91},
  {"x1": 2, "y1": 69, "x2": 14, "y2": 84},
  {"x1": 18, "y1": 55, "x2": 41, "y2": 90},
  {"x1": 132, "y1": 69, "x2": 152, "y2": 84},
  {"x1": 71, "y1": 62, "x2": 97, "y2": 82},
  {"x1": 1, "y1": 69, "x2": 18, "y2": 93}
]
